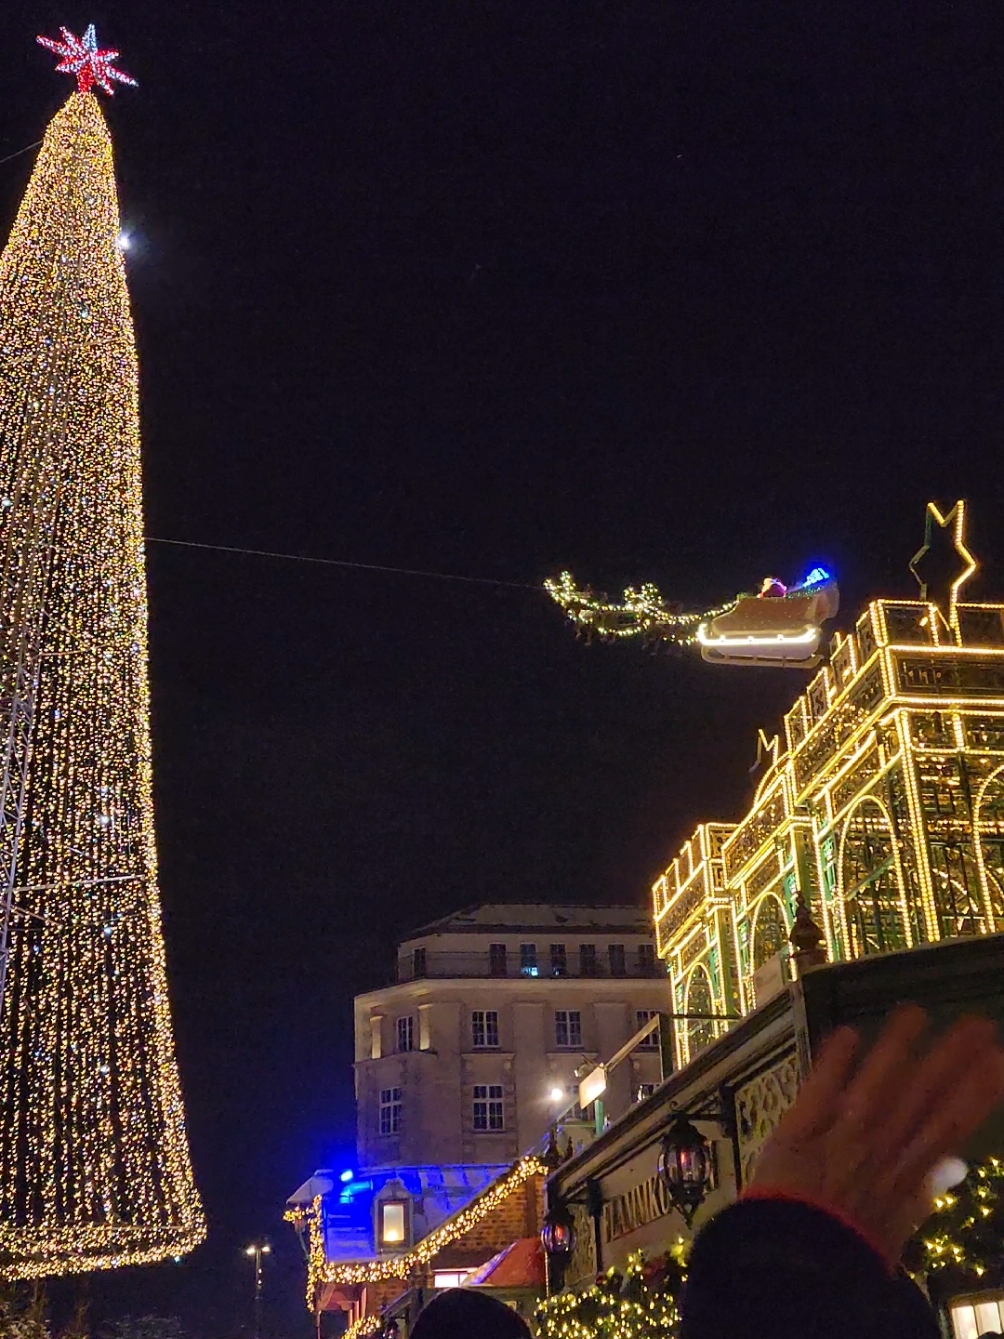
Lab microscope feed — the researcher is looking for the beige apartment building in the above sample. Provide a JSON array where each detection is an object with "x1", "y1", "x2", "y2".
[{"x1": 354, "y1": 904, "x2": 668, "y2": 1168}]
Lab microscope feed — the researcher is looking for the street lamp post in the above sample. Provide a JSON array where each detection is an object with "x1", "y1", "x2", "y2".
[{"x1": 245, "y1": 1241, "x2": 271, "y2": 1338}]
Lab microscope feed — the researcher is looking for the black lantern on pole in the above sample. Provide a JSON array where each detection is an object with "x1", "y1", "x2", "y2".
[
  {"x1": 540, "y1": 1202, "x2": 577, "y2": 1258},
  {"x1": 658, "y1": 1114, "x2": 713, "y2": 1227}
]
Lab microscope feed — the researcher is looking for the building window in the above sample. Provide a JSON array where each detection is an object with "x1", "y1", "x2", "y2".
[
  {"x1": 949, "y1": 1296, "x2": 1004, "y2": 1339},
  {"x1": 550, "y1": 943, "x2": 567, "y2": 977},
  {"x1": 555, "y1": 1010, "x2": 582, "y2": 1048},
  {"x1": 579, "y1": 943, "x2": 598, "y2": 976},
  {"x1": 413, "y1": 947, "x2": 427, "y2": 978},
  {"x1": 636, "y1": 1083, "x2": 656, "y2": 1102},
  {"x1": 472, "y1": 1084, "x2": 504, "y2": 1131},
  {"x1": 471, "y1": 1010, "x2": 499, "y2": 1049},
  {"x1": 636, "y1": 1010, "x2": 659, "y2": 1048},
  {"x1": 637, "y1": 943, "x2": 656, "y2": 976},
  {"x1": 608, "y1": 943, "x2": 626, "y2": 976},
  {"x1": 379, "y1": 1087, "x2": 402, "y2": 1135},
  {"x1": 380, "y1": 1201, "x2": 406, "y2": 1244},
  {"x1": 520, "y1": 943, "x2": 538, "y2": 976},
  {"x1": 433, "y1": 1270, "x2": 470, "y2": 1289},
  {"x1": 397, "y1": 1016, "x2": 414, "y2": 1053},
  {"x1": 489, "y1": 943, "x2": 507, "y2": 977}
]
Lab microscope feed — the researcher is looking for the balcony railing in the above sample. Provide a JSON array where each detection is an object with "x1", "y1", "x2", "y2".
[{"x1": 396, "y1": 949, "x2": 663, "y2": 983}]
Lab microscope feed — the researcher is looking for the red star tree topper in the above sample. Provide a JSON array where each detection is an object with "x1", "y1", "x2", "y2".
[{"x1": 37, "y1": 25, "x2": 137, "y2": 95}]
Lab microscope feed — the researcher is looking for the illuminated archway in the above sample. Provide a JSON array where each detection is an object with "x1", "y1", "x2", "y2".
[
  {"x1": 839, "y1": 797, "x2": 908, "y2": 956},
  {"x1": 751, "y1": 894, "x2": 787, "y2": 971},
  {"x1": 976, "y1": 764, "x2": 1004, "y2": 927},
  {"x1": 685, "y1": 965, "x2": 716, "y2": 1059}
]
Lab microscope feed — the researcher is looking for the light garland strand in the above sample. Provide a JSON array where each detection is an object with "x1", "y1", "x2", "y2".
[
  {"x1": 534, "y1": 1247, "x2": 686, "y2": 1339},
  {"x1": 915, "y1": 1156, "x2": 1004, "y2": 1278},
  {"x1": 342, "y1": 1317, "x2": 382, "y2": 1339},
  {"x1": 543, "y1": 572, "x2": 738, "y2": 647},
  {"x1": 0, "y1": 91, "x2": 204, "y2": 1277}
]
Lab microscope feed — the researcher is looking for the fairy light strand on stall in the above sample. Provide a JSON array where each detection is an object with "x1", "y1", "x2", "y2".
[
  {"x1": 917, "y1": 1156, "x2": 1004, "y2": 1278},
  {"x1": 534, "y1": 1247, "x2": 687, "y2": 1339},
  {"x1": 342, "y1": 1318, "x2": 382, "y2": 1339}
]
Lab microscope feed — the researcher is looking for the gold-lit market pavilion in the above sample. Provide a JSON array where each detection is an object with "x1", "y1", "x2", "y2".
[{"x1": 654, "y1": 502, "x2": 1004, "y2": 1068}]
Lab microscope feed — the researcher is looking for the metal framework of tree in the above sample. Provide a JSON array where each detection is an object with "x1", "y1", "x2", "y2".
[{"x1": 0, "y1": 74, "x2": 204, "y2": 1277}]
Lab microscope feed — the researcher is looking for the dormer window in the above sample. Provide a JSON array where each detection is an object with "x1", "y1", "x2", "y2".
[
  {"x1": 374, "y1": 1177, "x2": 413, "y2": 1252},
  {"x1": 381, "y1": 1201, "x2": 406, "y2": 1245}
]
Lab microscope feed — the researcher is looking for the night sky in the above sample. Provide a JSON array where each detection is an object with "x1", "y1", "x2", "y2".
[{"x1": 2, "y1": 1, "x2": 1004, "y2": 1332}]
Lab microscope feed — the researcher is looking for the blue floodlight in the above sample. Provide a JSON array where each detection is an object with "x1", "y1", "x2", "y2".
[
  {"x1": 340, "y1": 1169, "x2": 354, "y2": 1183},
  {"x1": 801, "y1": 566, "x2": 832, "y2": 588}
]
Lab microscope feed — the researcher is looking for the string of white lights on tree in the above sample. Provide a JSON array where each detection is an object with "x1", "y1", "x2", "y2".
[{"x1": 0, "y1": 31, "x2": 204, "y2": 1277}]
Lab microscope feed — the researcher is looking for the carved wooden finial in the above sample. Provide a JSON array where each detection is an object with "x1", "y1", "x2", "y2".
[{"x1": 789, "y1": 893, "x2": 827, "y2": 975}]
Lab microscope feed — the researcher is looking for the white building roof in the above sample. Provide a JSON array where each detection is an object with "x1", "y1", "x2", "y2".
[{"x1": 402, "y1": 902, "x2": 651, "y2": 941}]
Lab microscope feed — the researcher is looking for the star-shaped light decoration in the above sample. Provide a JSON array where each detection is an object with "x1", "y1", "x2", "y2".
[
  {"x1": 37, "y1": 25, "x2": 138, "y2": 96},
  {"x1": 909, "y1": 499, "x2": 978, "y2": 637}
]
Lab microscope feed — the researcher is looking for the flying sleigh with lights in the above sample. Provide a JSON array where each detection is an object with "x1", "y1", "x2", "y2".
[{"x1": 544, "y1": 565, "x2": 839, "y2": 667}]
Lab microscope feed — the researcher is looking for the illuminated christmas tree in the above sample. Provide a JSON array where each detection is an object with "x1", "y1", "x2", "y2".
[{"x1": 0, "y1": 31, "x2": 205, "y2": 1277}]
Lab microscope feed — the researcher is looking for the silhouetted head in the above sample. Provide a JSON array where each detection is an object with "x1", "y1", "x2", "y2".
[{"x1": 410, "y1": 1289, "x2": 532, "y2": 1339}]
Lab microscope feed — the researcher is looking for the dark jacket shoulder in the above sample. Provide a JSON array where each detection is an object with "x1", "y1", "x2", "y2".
[{"x1": 679, "y1": 1198, "x2": 939, "y2": 1339}]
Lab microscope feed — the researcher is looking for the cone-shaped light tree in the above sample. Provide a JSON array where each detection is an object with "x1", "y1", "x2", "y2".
[{"x1": 0, "y1": 33, "x2": 205, "y2": 1277}]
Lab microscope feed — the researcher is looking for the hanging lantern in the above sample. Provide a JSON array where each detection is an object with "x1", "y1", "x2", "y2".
[
  {"x1": 540, "y1": 1203, "x2": 577, "y2": 1258},
  {"x1": 658, "y1": 1115, "x2": 713, "y2": 1227}
]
